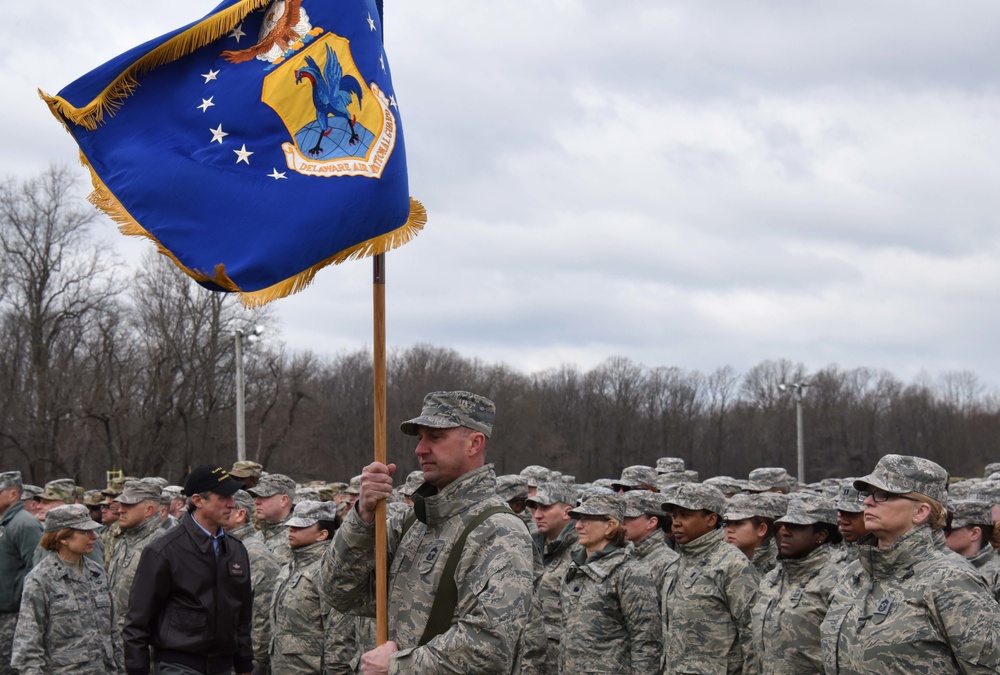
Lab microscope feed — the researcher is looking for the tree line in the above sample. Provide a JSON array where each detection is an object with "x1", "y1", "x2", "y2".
[{"x1": 2, "y1": 167, "x2": 999, "y2": 488}]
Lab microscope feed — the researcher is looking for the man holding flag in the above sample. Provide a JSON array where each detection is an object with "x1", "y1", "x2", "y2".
[{"x1": 320, "y1": 391, "x2": 535, "y2": 674}]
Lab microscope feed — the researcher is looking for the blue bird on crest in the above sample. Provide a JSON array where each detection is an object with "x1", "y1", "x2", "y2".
[{"x1": 295, "y1": 44, "x2": 364, "y2": 156}]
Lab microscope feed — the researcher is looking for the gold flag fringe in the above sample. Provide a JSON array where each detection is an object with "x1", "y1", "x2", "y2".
[
  {"x1": 39, "y1": 0, "x2": 271, "y2": 130},
  {"x1": 78, "y1": 150, "x2": 426, "y2": 307}
]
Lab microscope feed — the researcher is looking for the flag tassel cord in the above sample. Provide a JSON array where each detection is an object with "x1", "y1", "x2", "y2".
[
  {"x1": 77, "y1": 150, "x2": 425, "y2": 308},
  {"x1": 39, "y1": 0, "x2": 273, "y2": 131}
]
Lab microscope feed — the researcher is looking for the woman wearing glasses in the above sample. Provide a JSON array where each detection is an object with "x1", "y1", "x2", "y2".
[{"x1": 820, "y1": 454, "x2": 1000, "y2": 673}]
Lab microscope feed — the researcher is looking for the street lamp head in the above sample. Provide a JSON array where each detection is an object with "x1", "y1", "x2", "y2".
[
  {"x1": 778, "y1": 383, "x2": 788, "y2": 392},
  {"x1": 253, "y1": 325, "x2": 264, "y2": 336}
]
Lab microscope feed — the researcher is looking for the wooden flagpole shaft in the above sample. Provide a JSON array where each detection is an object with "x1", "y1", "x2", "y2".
[{"x1": 373, "y1": 253, "x2": 389, "y2": 646}]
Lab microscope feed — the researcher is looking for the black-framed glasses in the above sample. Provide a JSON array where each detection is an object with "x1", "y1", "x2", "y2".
[{"x1": 857, "y1": 489, "x2": 918, "y2": 503}]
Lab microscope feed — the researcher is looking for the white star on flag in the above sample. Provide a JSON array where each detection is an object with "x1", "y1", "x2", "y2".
[
  {"x1": 380, "y1": 54, "x2": 385, "y2": 72},
  {"x1": 268, "y1": 169, "x2": 288, "y2": 180},
  {"x1": 367, "y1": 13, "x2": 376, "y2": 31},
  {"x1": 197, "y1": 97, "x2": 215, "y2": 112},
  {"x1": 389, "y1": 94, "x2": 398, "y2": 109},
  {"x1": 234, "y1": 145, "x2": 253, "y2": 164},
  {"x1": 209, "y1": 124, "x2": 228, "y2": 144},
  {"x1": 229, "y1": 24, "x2": 246, "y2": 42},
  {"x1": 201, "y1": 69, "x2": 219, "y2": 83}
]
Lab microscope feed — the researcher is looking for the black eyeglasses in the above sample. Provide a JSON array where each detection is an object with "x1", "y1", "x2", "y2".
[{"x1": 857, "y1": 489, "x2": 918, "y2": 503}]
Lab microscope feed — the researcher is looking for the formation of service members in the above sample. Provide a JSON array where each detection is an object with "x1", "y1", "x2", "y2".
[{"x1": 7, "y1": 401, "x2": 1000, "y2": 672}]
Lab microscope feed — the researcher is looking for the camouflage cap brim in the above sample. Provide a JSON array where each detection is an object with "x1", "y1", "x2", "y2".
[{"x1": 399, "y1": 391, "x2": 495, "y2": 438}]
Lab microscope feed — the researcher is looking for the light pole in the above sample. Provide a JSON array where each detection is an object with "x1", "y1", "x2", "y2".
[
  {"x1": 234, "y1": 326, "x2": 264, "y2": 462},
  {"x1": 778, "y1": 382, "x2": 809, "y2": 484}
]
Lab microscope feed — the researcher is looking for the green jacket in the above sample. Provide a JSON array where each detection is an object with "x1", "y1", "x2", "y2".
[{"x1": 0, "y1": 500, "x2": 43, "y2": 612}]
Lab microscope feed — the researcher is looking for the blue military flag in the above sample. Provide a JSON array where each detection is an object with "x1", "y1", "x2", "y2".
[{"x1": 42, "y1": 0, "x2": 424, "y2": 306}]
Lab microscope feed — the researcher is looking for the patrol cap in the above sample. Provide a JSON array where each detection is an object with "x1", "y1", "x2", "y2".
[
  {"x1": 296, "y1": 486, "x2": 321, "y2": 502},
  {"x1": 575, "y1": 485, "x2": 616, "y2": 505},
  {"x1": 115, "y1": 480, "x2": 163, "y2": 505},
  {"x1": 184, "y1": 465, "x2": 243, "y2": 497},
  {"x1": 44, "y1": 504, "x2": 103, "y2": 533},
  {"x1": 835, "y1": 481, "x2": 864, "y2": 514},
  {"x1": 247, "y1": 473, "x2": 296, "y2": 499},
  {"x1": 520, "y1": 465, "x2": 551, "y2": 487},
  {"x1": 973, "y1": 481, "x2": 1000, "y2": 505},
  {"x1": 948, "y1": 499, "x2": 994, "y2": 529},
  {"x1": 399, "y1": 391, "x2": 495, "y2": 438},
  {"x1": 21, "y1": 484, "x2": 41, "y2": 501},
  {"x1": 101, "y1": 475, "x2": 135, "y2": 498},
  {"x1": 526, "y1": 482, "x2": 577, "y2": 508},
  {"x1": 854, "y1": 454, "x2": 948, "y2": 504},
  {"x1": 82, "y1": 490, "x2": 104, "y2": 507},
  {"x1": 38, "y1": 479, "x2": 77, "y2": 503},
  {"x1": 569, "y1": 493, "x2": 625, "y2": 522},
  {"x1": 229, "y1": 461, "x2": 264, "y2": 479},
  {"x1": 985, "y1": 463, "x2": 1000, "y2": 479},
  {"x1": 722, "y1": 493, "x2": 759, "y2": 521},
  {"x1": 655, "y1": 457, "x2": 685, "y2": 474},
  {"x1": 948, "y1": 480, "x2": 977, "y2": 500},
  {"x1": 622, "y1": 490, "x2": 667, "y2": 519},
  {"x1": 722, "y1": 492, "x2": 788, "y2": 520},
  {"x1": 703, "y1": 476, "x2": 745, "y2": 496},
  {"x1": 344, "y1": 475, "x2": 362, "y2": 496},
  {"x1": 745, "y1": 467, "x2": 796, "y2": 493},
  {"x1": 318, "y1": 482, "x2": 347, "y2": 502},
  {"x1": 233, "y1": 489, "x2": 254, "y2": 516},
  {"x1": 495, "y1": 475, "x2": 529, "y2": 503},
  {"x1": 776, "y1": 494, "x2": 837, "y2": 526},
  {"x1": 286, "y1": 499, "x2": 340, "y2": 527},
  {"x1": 162, "y1": 485, "x2": 185, "y2": 501},
  {"x1": 142, "y1": 477, "x2": 169, "y2": 489},
  {"x1": 398, "y1": 471, "x2": 424, "y2": 498},
  {"x1": 0, "y1": 471, "x2": 22, "y2": 491},
  {"x1": 662, "y1": 483, "x2": 726, "y2": 516},
  {"x1": 655, "y1": 472, "x2": 690, "y2": 492},
  {"x1": 560, "y1": 474, "x2": 576, "y2": 484},
  {"x1": 592, "y1": 478, "x2": 616, "y2": 490},
  {"x1": 683, "y1": 470, "x2": 700, "y2": 482},
  {"x1": 611, "y1": 465, "x2": 659, "y2": 491}
]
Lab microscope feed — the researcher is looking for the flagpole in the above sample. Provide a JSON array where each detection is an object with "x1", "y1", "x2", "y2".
[
  {"x1": 373, "y1": 252, "x2": 388, "y2": 646},
  {"x1": 373, "y1": 0, "x2": 389, "y2": 647}
]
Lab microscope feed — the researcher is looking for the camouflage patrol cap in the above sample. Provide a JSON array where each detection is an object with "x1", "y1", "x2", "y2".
[
  {"x1": 21, "y1": 484, "x2": 41, "y2": 500},
  {"x1": 835, "y1": 481, "x2": 864, "y2": 514},
  {"x1": 229, "y1": 461, "x2": 264, "y2": 479},
  {"x1": 318, "y1": 482, "x2": 347, "y2": 501},
  {"x1": 973, "y1": 481, "x2": 1000, "y2": 505},
  {"x1": 611, "y1": 465, "x2": 659, "y2": 491},
  {"x1": 776, "y1": 494, "x2": 837, "y2": 526},
  {"x1": 526, "y1": 482, "x2": 577, "y2": 508},
  {"x1": 569, "y1": 493, "x2": 625, "y2": 522},
  {"x1": 38, "y1": 479, "x2": 77, "y2": 503},
  {"x1": 495, "y1": 475, "x2": 529, "y2": 503},
  {"x1": 575, "y1": 485, "x2": 615, "y2": 505},
  {"x1": 722, "y1": 493, "x2": 759, "y2": 521},
  {"x1": 115, "y1": 480, "x2": 163, "y2": 505},
  {"x1": 399, "y1": 391, "x2": 495, "y2": 438},
  {"x1": 560, "y1": 474, "x2": 576, "y2": 484},
  {"x1": 985, "y1": 463, "x2": 1000, "y2": 479},
  {"x1": 948, "y1": 499, "x2": 994, "y2": 529},
  {"x1": 102, "y1": 475, "x2": 137, "y2": 498},
  {"x1": 399, "y1": 471, "x2": 425, "y2": 498},
  {"x1": 286, "y1": 499, "x2": 340, "y2": 527},
  {"x1": 44, "y1": 504, "x2": 103, "y2": 533},
  {"x1": 703, "y1": 476, "x2": 745, "y2": 496},
  {"x1": 722, "y1": 492, "x2": 788, "y2": 521},
  {"x1": 655, "y1": 457, "x2": 685, "y2": 474},
  {"x1": 519, "y1": 465, "x2": 551, "y2": 487},
  {"x1": 622, "y1": 490, "x2": 667, "y2": 519},
  {"x1": 655, "y1": 472, "x2": 690, "y2": 492},
  {"x1": 683, "y1": 470, "x2": 699, "y2": 482},
  {"x1": 248, "y1": 473, "x2": 297, "y2": 499},
  {"x1": 296, "y1": 486, "x2": 321, "y2": 502},
  {"x1": 82, "y1": 490, "x2": 104, "y2": 507},
  {"x1": 162, "y1": 485, "x2": 185, "y2": 501},
  {"x1": 948, "y1": 480, "x2": 978, "y2": 500},
  {"x1": 345, "y1": 475, "x2": 362, "y2": 495},
  {"x1": 662, "y1": 483, "x2": 726, "y2": 516},
  {"x1": 592, "y1": 478, "x2": 616, "y2": 490},
  {"x1": 0, "y1": 471, "x2": 22, "y2": 491},
  {"x1": 142, "y1": 477, "x2": 169, "y2": 489},
  {"x1": 854, "y1": 454, "x2": 948, "y2": 504},
  {"x1": 745, "y1": 467, "x2": 796, "y2": 493},
  {"x1": 233, "y1": 489, "x2": 254, "y2": 516}
]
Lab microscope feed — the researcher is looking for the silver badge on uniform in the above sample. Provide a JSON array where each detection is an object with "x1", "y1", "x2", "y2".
[{"x1": 872, "y1": 597, "x2": 892, "y2": 624}]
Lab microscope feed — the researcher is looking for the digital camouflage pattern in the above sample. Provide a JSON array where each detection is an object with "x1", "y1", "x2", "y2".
[
  {"x1": 821, "y1": 525, "x2": 1000, "y2": 673},
  {"x1": 631, "y1": 532, "x2": 679, "y2": 592},
  {"x1": 399, "y1": 390, "x2": 496, "y2": 438},
  {"x1": 662, "y1": 527, "x2": 760, "y2": 675},
  {"x1": 559, "y1": 545, "x2": 662, "y2": 674},
  {"x1": 745, "y1": 468, "x2": 795, "y2": 494},
  {"x1": 530, "y1": 520, "x2": 579, "y2": 672},
  {"x1": 611, "y1": 465, "x2": 659, "y2": 490},
  {"x1": 751, "y1": 537, "x2": 778, "y2": 578},
  {"x1": 106, "y1": 513, "x2": 164, "y2": 631},
  {"x1": 966, "y1": 543, "x2": 1000, "y2": 604},
  {"x1": 320, "y1": 464, "x2": 534, "y2": 674},
  {"x1": 254, "y1": 516, "x2": 292, "y2": 566},
  {"x1": 853, "y1": 453, "x2": 948, "y2": 503},
  {"x1": 230, "y1": 519, "x2": 280, "y2": 675},
  {"x1": 11, "y1": 553, "x2": 125, "y2": 674},
  {"x1": 249, "y1": 473, "x2": 297, "y2": 499},
  {"x1": 751, "y1": 543, "x2": 840, "y2": 674},
  {"x1": 270, "y1": 539, "x2": 355, "y2": 675}
]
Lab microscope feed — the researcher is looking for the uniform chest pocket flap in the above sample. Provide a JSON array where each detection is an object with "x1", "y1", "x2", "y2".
[{"x1": 418, "y1": 539, "x2": 447, "y2": 576}]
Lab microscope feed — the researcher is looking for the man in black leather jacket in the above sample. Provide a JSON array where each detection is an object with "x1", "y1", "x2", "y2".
[{"x1": 123, "y1": 465, "x2": 253, "y2": 675}]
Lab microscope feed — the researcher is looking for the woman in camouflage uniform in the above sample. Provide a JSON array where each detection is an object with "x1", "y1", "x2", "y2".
[
  {"x1": 751, "y1": 494, "x2": 842, "y2": 674},
  {"x1": 558, "y1": 493, "x2": 661, "y2": 674},
  {"x1": 821, "y1": 454, "x2": 1000, "y2": 673},
  {"x1": 11, "y1": 504, "x2": 125, "y2": 674}
]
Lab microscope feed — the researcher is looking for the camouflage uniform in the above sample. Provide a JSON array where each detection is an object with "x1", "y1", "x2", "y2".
[
  {"x1": 107, "y1": 515, "x2": 164, "y2": 631},
  {"x1": 0, "y1": 472, "x2": 44, "y2": 675},
  {"x1": 821, "y1": 525, "x2": 1000, "y2": 673},
  {"x1": 229, "y1": 517, "x2": 280, "y2": 675},
  {"x1": 949, "y1": 498, "x2": 1000, "y2": 602},
  {"x1": 11, "y1": 506, "x2": 124, "y2": 674},
  {"x1": 622, "y1": 490, "x2": 679, "y2": 591},
  {"x1": 559, "y1": 493, "x2": 662, "y2": 674},
  {"x1": 270, "y1": 539, "x2": 355, "y2": 674},
  {"x1": 750, "y1": 537, "x2": 778, "y2": 579},
  {"x1": 662, "y1": 484, "x2": 759, "y2": 674},
  {"x1": 249, "y1": 474, "x2": 297, "y2": 566},
  {"x1": 320, "y1": 464, "x2": 535, "y2": 674}
]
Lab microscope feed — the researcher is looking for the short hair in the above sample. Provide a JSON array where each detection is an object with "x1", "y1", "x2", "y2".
[
  {"x1": 187, "y1": 491, "x2": 213, "y2": 514},
  {"x1": 316, "y1": 518, "x2": 341, "y2": 540},
  {"x1": 40, "y1": 528, "x2": 75, "y2": 552},
  {"x1": 814, "y1": 522, "x2": 843, "y2": 545}
]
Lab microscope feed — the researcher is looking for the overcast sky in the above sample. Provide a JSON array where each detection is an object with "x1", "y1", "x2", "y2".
[{"x1": 7, "y1": 1, "x2": 1000, "y2": 388}]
